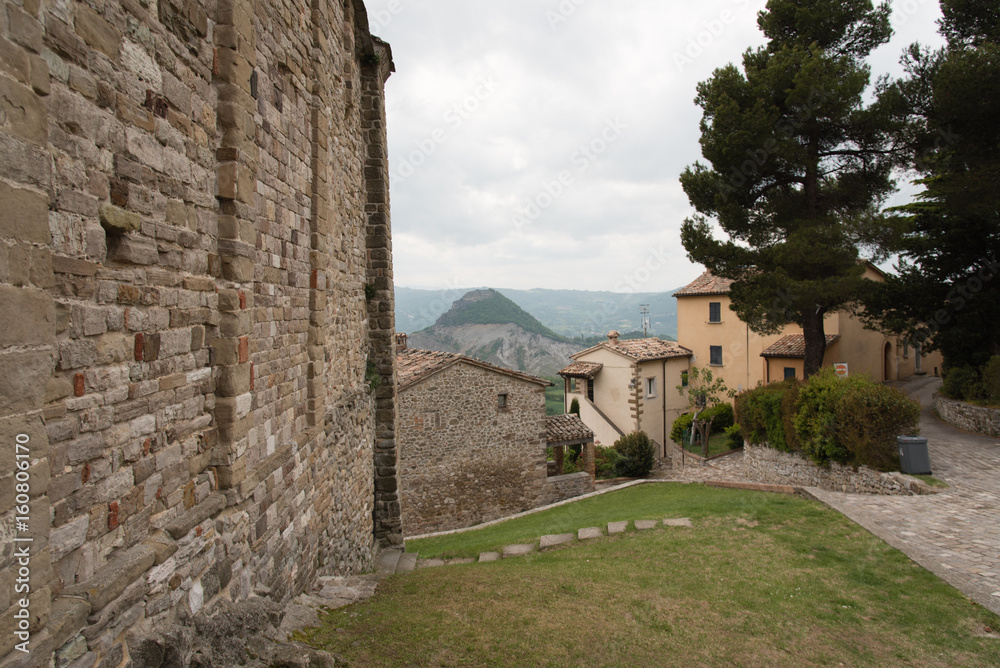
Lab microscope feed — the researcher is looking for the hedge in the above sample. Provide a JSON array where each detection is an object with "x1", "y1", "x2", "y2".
[
  {"x1": 735, "y1": 369, "x2": 920, "y2": 471},
  {"x1": 613, "y1": 431, "x2": 656, "y2": 477}
]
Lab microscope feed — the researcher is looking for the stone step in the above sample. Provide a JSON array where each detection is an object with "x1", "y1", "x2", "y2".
[
  {"x1": 501, "y1": 543, "x2": 536, "y2": 558},
  {"x1": 539, "y1": 533, "x2": 574, "y2": 549},
  {"x1": 396, "y1": 552, "x2": 418, "y2": 572},
  {"x1": 578, "y1": 527, "x2": 602, "y2": 540},
  {"x1": 634, "y1": 520, "x2": 657, "y2": 530},
  {"x1": 608, "y1": 521, "x2": 628, "y2": 534},
  {"x1": 478, "y1": 552, "x2": 501, "y2": 562},
  {"x1": 664, "y1": 518, "x2": 693, "y2": 527},
  {"x1": 376, "y1": 549, "x2": 402, "y2": 575},
  {"x1": 417, "y1": 558, "x2": 445, "y2": 569}
]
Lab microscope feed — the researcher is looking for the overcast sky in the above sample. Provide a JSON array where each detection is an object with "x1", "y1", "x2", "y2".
[{"x1": 367, "y1": 0, "x2": 946, "y2": 294}]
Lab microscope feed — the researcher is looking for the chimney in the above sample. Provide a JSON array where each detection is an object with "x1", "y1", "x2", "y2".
[
  {"x1": 607, "y1": 330, "x2": 620, "y2": 345},
  {"x1": 395, "y1": 333, "x2": 408, "y2": 351}
]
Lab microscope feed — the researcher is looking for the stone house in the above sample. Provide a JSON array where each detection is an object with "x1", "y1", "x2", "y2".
[
  {"x1": 0, "y1": 1, "x2": 402, "y2": 665},
  {"x1": 674, "y1": 265, "x2": 944, "y2": 390},
  {"x1": 397, "y1": 337, "x2": 594, "y2": 536},
  {"x1": 559, "y1": 334, "x2": 693, "y2": 461}
]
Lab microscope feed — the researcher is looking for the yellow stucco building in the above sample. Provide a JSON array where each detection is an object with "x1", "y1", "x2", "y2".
[{"x1": 674, "y1": 265, "x2": 943, "y2": 389}]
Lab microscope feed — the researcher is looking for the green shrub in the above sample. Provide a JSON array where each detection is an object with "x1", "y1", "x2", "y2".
[
  {"x1": 981, "y1": 356, "x2": 1000, "y2": 403},
  {"x1": 700, "y1": 402, "x2": 734, "y2": 431},
  {"x1": 942, "y1": 366, "x2": 982, "y2": 401},
  {"x1": 594, "y1": 445, "x2": 623, "y2": 479},
  {"x1": 794, "y1": 368, "x2": 852, "y2": 465},
  {"x1": 780, "y1": 381, "x2": 803, "y2": 453},
  {"x1": 724, "y1": 424, "x2": 744, "y2": 449},
  {"x1": 613, "y1": 431, "x2": 656, "y2": 478},
  {"x1": 670, "y1": 413, "x2": 693, "y2": 445},
  {"x1": 836, "y1": 381, "x2": 920, "y2": 472},
  {"x1": 735, "y1": 382, "x2": 792, "y2": 451},
  {"x1": 569, "y1": 398, "x2": 581, "y2": 415}
]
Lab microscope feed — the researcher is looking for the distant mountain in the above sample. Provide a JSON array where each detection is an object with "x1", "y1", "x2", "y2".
[
  {"x1": 395, "y1": 286, "x2": 681, "y2": 339},
  {"x1": 407, "y1": 289, "x2": 581, "y2": 378}
]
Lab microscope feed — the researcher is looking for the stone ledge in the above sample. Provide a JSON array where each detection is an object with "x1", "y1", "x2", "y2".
[
  {"x1": 63, "y1": 544, "x2": 157, "y2": 612},
  {"x1": 164, "y1": 493, "x2": 226, "y2": 540},
  {"x1": 706, "y1": 480, "x2": 798, "y2": 495},
  {"x1": 936, "y1": 395, "x2": 1000, "y2": 438}
]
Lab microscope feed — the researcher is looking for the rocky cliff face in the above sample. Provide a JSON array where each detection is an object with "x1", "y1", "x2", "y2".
[{"x1": 407, "y1": 289, "x2": 579, "y2": 377}]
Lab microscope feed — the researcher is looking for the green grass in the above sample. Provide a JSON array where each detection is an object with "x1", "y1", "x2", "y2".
[
  {"x1": 302, "y1": 484, "x2": 1000, "y2": 667},
  {"x1": 682, "y1": 431, "x2": 739, "y2": 458},
  {"x1": 914, "y1": 474, "x2": 950, "y2": 488}
]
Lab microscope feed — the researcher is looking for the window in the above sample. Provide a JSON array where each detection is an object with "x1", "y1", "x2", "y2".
[
  {"x1": 645, "y1": 377, "x2": 657, "y2": 398},
  {"x1": 903, "y1": 341, "x2": 910, "y2": 358},
  {"x1": 569, "y1": 378, "x2": 578, "y2": 392},
  {"x1": 710, "y1": 346, "x2": 723, "y2": 366},
  {"x1": 498, "y1": 393, "x2": 509, "y2": 410},
  {"x1": 784, "y1": 367, "x2": 796, "y2": 380},
  {"x1": 709, "y1": 302, "x2": 722, "y2": 323}
]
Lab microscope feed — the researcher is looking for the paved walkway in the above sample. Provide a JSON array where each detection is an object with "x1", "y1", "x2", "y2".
[{"x1": 806, "y1": 376, "x2": 1000, "y2": 616}]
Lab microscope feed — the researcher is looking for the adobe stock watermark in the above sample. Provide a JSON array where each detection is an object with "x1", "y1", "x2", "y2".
[
  {"x1": 546, "y1": 0, "x2": 590, "y2": 31},
  {"x1": 577, "y1": 246, "x2": 672, "y2": 336},
  {"x1": 369, "y1": 0, "x2": 404, "y2": 32},
  {"x1": 393, "y1": 76, "x2": 501, "y2": 183},
  {"x1": 512, "y1": 117, "x2": 628, "y2": 231},
  {"x1": 894, "y1": 0, "x2": 933, "y2": 25},
  {"x1": 673, "y1": 0, "x2": 754, "y2": 72},
  {"x1": 12, "y1": 432, "x2": 33, "y2": 654}
]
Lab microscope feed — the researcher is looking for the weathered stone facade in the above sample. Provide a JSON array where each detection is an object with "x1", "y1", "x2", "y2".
[
  {"x1": 397, "y1": 356, "x2": 550, "y2": 536},
  {"x1": 936, "y1": 395, "x2": 1000, "y2": 438},
  {"x1": 0, "y1": 0, "x2": 400, "y2": 665},
  {"x1": 744, "y1": 444, "x2": 921, "y2": 495}
]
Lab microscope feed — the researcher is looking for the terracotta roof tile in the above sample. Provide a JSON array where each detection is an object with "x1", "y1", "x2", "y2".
[
  {"x1": 546, "y1": 414, "x2": 594, "y2": 445},
  {"x1": 761, "y1": 334, "x2": 841, "y2": 359},
  {"x1": 673, "y1": 271, "x2": 734, "y2": 297},
  {"x1": 558, "y1": 361, "x2": 604, "y2": 378},
  {"x1": 396, "y1": 348, "x2": 551, "y2": 390},
  {"x1": 574, "y1": 338, "x2": 692, "y2": 363}
]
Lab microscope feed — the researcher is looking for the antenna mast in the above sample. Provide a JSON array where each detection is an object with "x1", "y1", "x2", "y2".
[{"x1": 639, "y1": 304, "x2": 650, "y2": 337}]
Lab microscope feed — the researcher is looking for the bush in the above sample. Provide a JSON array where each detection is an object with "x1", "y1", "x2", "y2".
[
  {"x1": 670, "y1": 413, "x2": 693, "y2": 445},
  {"x1": 836, "y1": 381, "x2": 920, "y2": 472},
  {"x1": 569, "y1": 398, "x2": 580, "y2": 415},
  {"x1": 700, "y1": 402, "x2": 734, "y2": 431},
  {"x1": 735, "y1": 382, "x2": 793, "y2": 451},
  {"x1": 613, "y1": 431, "x2": 656, "y2": 478},
  {"x1": 942, "y1": 366, "x2": 982, "y2": 401},
  {"x1": 594, "y1": 445, "x2": 623, "y2": 479},
  {"x1": 981, "y1": 356, "x2": 1000, "y2": 403},
  {"x1": 794, "y1": 368, "x2": 852, "y2": 465},
  {"x1": 724, "y1": 424, "x2": 744, "y2": 449}
]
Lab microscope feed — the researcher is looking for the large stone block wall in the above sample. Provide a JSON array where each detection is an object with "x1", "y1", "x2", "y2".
[
  {"x1": 744, "y1": 444, "x2": 916, "y2": 495},
  {"x1": 542, "y1": 472, "x2": 594, "y2": 506},
  {"x1": 0, "y1": 0, "x2": 400, "y2": 665},
  {"x1": 398, "y1": 363, "x2": 548, "y2": 536},
  {"x1": 936, "y1": 395, "x2": 1000, "y2": 438}
]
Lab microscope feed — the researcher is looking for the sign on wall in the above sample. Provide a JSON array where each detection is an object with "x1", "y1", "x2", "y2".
[{"x1": 834, "y1": 363, "x2": 849, "y2": 378}]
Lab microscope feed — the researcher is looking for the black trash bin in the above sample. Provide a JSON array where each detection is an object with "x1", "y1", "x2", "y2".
[{"x1": 898, "y1": 436, "x2": 931, "y2": 475}]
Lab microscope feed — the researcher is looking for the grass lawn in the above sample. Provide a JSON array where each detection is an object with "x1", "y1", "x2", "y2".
[
  {"x1": 301, "y1": 484, "x2": 1000, "y2": 667},
  {"x1": 681, "y1": 431, "x2": 738, "y2": 458}
]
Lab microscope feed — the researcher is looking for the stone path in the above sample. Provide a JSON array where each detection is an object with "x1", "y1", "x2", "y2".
[{"x1": 806, "y1": 376, "x2": 1000, "y2": 617}]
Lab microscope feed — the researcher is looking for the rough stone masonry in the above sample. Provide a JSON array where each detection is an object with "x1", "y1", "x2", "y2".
[{"x1": 0, "y1": 0, "x2": 401, "y2": 665}]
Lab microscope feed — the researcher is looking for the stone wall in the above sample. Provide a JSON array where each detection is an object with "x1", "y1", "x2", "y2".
[
  {"x1": 936, "y1": 396, "x2": 1000, "y2": 438},
  {"x1": 0, "y1": 0, "x2": 400, "y2": 665},
  {"x1": 398, "y1": 362, "x2": 548, "y2": 536},
  {"x1": 744, "y1": 444, "x2": 916, "y2": 495},
  {"x1": 543, "y1": 472, "x2": 594, "y2": 506}
]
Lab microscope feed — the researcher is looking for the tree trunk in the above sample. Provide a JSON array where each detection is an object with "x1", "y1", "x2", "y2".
[{"x1": 802, "y1": 307, "x2": 828, "y2": 379}]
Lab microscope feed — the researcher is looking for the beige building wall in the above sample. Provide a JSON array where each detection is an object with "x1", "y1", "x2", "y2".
[
  {"x1": 567, "y1": 347, "x2": 640, "y2": 434},
  {"x1": 636, "y1": 358, "x2": 692, "y2": 459}
]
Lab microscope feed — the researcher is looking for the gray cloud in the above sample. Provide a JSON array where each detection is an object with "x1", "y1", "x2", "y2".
[{"x1": 371, "y1": 0, "x2": 945, "y2": 292}]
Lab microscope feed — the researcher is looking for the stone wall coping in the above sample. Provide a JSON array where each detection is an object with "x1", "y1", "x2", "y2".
[
  {"x1": 164, "y1": 493, "x2": 227, "y2": 540},
  {"x1": 545, "y1": 472, "x2": 592, "y2": 483}
]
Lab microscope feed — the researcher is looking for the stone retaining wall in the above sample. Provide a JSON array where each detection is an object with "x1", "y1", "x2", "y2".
[
  {"x1": 0, "y1": 1, "x2": 400, "y2": 665},
  {"x1": 936, "y1": 395, "x2": 1000, "y2": 437},
  {"x1": 543, "y1": 472, "x2": 595, "y2": 505},
  {"x1": 744, "y1": 444, "x2": 916, "y2": 495}
]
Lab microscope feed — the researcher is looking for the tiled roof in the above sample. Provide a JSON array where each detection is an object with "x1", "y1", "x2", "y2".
[
  {"x1": 558, "y1": 361, "x2": 603, "y2": 378},
  {"x1": 546, "y1": 414, "x2": 594, "y2": 445},
  {"x1": 573, "y1": 338, "x2": 693, "y2": 363},
  {"x1": 761, "y1": 334, "x2": 841, "y2": 359},
  {"x1": 396, "y1": 348, "x2": 551, "y2": 391},
  {"x1": 673, "y1": 271, "x2": 734, "y2": 297}
]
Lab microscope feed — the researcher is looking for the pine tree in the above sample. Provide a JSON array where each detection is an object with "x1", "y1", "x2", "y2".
[
  {"x1": 680, "y1": 0, "x2": 899, "y2": 377},
  {"x1": 861, "y1": 1, "x2": 1000, "y2": 368}
]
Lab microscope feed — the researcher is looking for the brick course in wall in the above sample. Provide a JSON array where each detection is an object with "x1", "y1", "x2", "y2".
[{"x1": 0, "y1": 0, "x2": 400, "y2": 665}]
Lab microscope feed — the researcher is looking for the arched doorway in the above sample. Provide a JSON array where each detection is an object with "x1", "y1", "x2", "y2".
[{"x1": 883, "y1": 342, "x2": 893, "y2": 382}]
